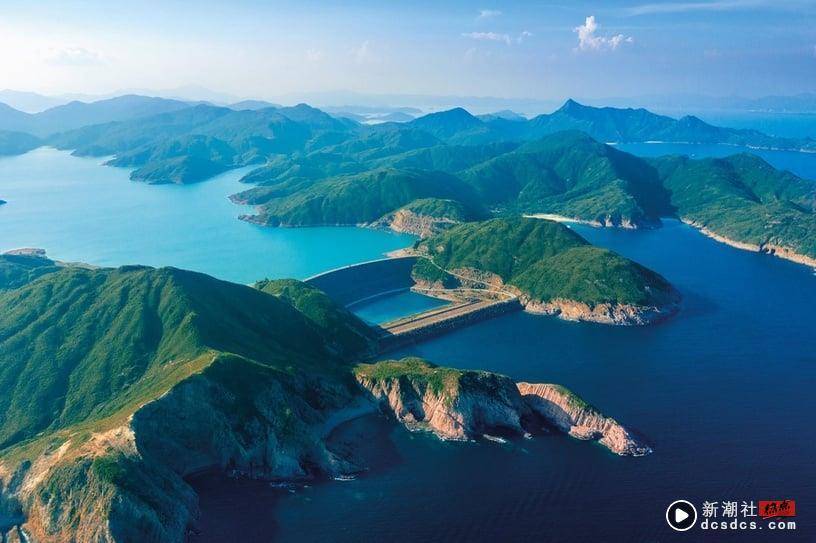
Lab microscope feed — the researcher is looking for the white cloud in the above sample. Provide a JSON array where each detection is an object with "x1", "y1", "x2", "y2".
[
  {"x1": 477, "y1": 9, "x2": 502, "y2": 19},
  {"x1": 517, "y1": 30, "x2": 533, "y2": 43},
  {"x1": 462, "y1": 31, "x2": 532, "y2": 46},
  {"x1": 462, "y1": 31, "x2": 512, "y2": 45},
  {"x1": 42, "y1": 46, "x2": 104, "y2": 66},
  {"x1": 574, "y1": 16, "x2": 633, "y2": 52},
  {"x1": 352, "y1": 40, "x2": 374, "y2": 64},
  {"x1": 305, "y1": 48, "x2": 324, "y2": 63},
  {"x1": 626, "y1": 0, "x2": 767, "y2": 16}
]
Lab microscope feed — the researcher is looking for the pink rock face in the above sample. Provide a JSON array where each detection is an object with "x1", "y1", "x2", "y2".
[
  {"x1": 355, "y1": 363, "x2": 651, "y2": 456},
  {"x1": 517, "y1": 383, "x2": 652, "y2": 456},
  {"x1": 522, "y1": 297, "x2": 678, "y2": 326},
  {"x1": 354, "y1": 373, "x2": 526, "y2": 441}
]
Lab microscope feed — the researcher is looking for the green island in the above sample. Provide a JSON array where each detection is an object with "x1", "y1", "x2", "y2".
[
  {"x1": 0, "y1": 131, "x2": 42, "y2": 157},
  {"x1": 0, "y1": 252, "x2": 63, "y2": 290},
  {"x1": 0, "y1": 261, "x2": 651, "y2": 542},
  {"x1": 354, "y1": 357, "x2": 650, "y2": 453},
  {"x1": 2, "y1": 97, "x2": 812, "y2": 265},
  {"x1": 411, "y1": 217, "x2": 680, "y2": 325}
]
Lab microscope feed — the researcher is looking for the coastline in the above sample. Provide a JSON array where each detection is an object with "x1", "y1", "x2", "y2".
[
  {"x1": 521, "y1": 296, "x2": 679, "y2": 326},
  {"x1": 523, "y1": 213, "x2": 654, "y2": 229},
  {"x1": 525, "y1": 214, "x2": 816, "y2": 270},
  {"x1": 681, "y1": 218, "x2": 816, "y2": 269}
]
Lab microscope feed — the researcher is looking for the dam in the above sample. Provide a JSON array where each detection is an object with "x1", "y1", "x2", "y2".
[{"x1": 305, "y1": 256, "x2": 522, "y2": 353}]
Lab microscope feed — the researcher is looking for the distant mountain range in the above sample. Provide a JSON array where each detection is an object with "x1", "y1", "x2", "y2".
[
  {"x1": 0, "y1": 96, "x2": 813, "y2": 265},
  {"x1": 588, "y1": 92, "x2": 816, "y2": 115},
  {"x1": 0, "y1": 95, "x2": 191, "y2": 137}
]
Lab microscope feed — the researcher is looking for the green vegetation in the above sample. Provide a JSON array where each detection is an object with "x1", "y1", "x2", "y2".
[
  {"x1": 414, "y1": 217, "x2": 677, "y2": 307},
  {"x1": 17, "y1": 96, "x2": 813, "y2": 261},
  {"x1": 0, "y1": 265, "x2": 348, "y2": 450},
  {"x1": 0, "y1": 130, "x2": 41, "y2": 156},
  {"x1": 0, "y1": 261, "x2": 388, "y2": 540},
  {"x1": 47, "y1": 103, "x2": 355, "y2": 184},
  {"x1": 247, "y1": 168, "x2": 480, "y2": 226},
  {"x1": 653, "y1": 153, "x2": 816, "y2": 259},
  {"x1": 397, "y1": 198, "x2": 480, "y2": 222},
  {"x1": 0, "y1": 253, "x2": 61, "y2": 290},
  {"x1": 106, "y1": 134, "x2": 237, "y2": 184},
  {"x1": 459, "y1": 131, "x2": 671, "y2": 225},
  {"x1": 355, "y1": 357, "x2": 473, "y2": 397},
  {"x1": 256, "y1": 278, "x2": 376, "y2": 357}
]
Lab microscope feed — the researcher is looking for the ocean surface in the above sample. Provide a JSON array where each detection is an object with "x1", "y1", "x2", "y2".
[
  {"x1": 1, "y1": 141, "x2": 815, "y2": 541},
  {"x1": 0, "y1": 148, "x2": 414, "y2": 284},
  {"x1": 196, "y1": 219, "x2": 816, "y2": 542}
]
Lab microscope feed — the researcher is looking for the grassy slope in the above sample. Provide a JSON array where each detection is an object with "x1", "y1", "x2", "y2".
[
  {"x1": 415, "y1": 217, "x2": 676, "y2": 306},
  {"x1": 256, "y1": 278, "x2": 377, "y2": 357},
  {"x1": 0, "y1": 263, "x2": 386, "y2": 541},
  {"x1": 354, "y1": 357, "x2": 492, "y2": 398},
  {"x1": 0, "y1": 130, "x2": 42, "y2": 156},
  {"x1": 459, "y1": 131, "x2": 671, "y2": 225},
  {"x1": 0, "y1": 265, "x2": 343, "y2": 451},
  {"x1": 0, "y1": 254, "x2": 62, "y2": 290},
  {"x1": 248, "y1": 168, "x2": 481, "y2": 226},
  {"x1": 396, "y1": 198, "x2": 481, "y2": 221},
  {"x1": 653, "y1": 154, "x2": 816, "y2": 259}
]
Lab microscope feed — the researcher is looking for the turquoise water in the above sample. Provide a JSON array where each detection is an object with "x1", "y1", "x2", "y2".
[
  {"x1": 350, "y1": 290, "x2": 449, "y2": 324},
  {"x1": 693, "y1": 111, "x2": 816, "y2": 139},
  {"x1": 617, "y1": 141, "x2": 816, "y2": 181},
  {"x1": 0, "y1": 148, "x2": 415, "y2": 284}
]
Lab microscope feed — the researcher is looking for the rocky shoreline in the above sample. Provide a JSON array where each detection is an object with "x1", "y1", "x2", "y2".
[
  {"x1": 367, "y1": 208, "x2": 459, "y2": 238},
  {"x1": 682, "y1": 219, "x2": 816, "y2": 269},
  {"x1": 522, "y1": 296, "x2": 679, "y2": 326},
  {"x1": 523, "y1": 213, "x2": 660, "y2": 230},
  {"x1": 414, "y1": 265, "x2": 679, "y2": 326},
  {"x1": 355, "y1": 358, "x2": 651, "y2": 456}
]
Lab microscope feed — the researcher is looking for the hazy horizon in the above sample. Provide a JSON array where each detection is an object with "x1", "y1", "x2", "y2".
[{"x1": 1, "y1": 0, "x2": 814, "y2": 105}]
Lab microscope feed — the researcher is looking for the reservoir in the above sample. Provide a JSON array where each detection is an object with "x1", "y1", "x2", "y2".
[
  {"x1": 1, "y1": 144, "x2": 814, "y2": 541},
  {"x1": 0, "y1": 148, "x2": 414, "y2": 284}
]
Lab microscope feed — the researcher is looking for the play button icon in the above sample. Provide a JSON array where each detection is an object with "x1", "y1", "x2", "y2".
[{"x1": 666, "y1": 500, "x2": 697, "y2": 531}]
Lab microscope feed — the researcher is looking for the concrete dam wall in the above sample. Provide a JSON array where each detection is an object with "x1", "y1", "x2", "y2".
[
  {"x1": 305, "y1": 256, "x2": 419, "y2": 307},
  {"x1": 376, "y1": 297, "x2": 522, "y2": 353},
  {"x1": 305, "y1": 255, "x2": 522, "y2": 353}
]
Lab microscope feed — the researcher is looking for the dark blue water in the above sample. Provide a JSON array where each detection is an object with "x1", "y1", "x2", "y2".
[
  {"x1": 197, "y1": 220, "x2": 815, "y2": 542},
  {"x1": 350, "y1": 291, "x2": 449, "y2": 324}
]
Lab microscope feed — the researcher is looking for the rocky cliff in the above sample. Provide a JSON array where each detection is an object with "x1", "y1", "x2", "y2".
[
  {"x1": 0, "y1": 354, "x2": 361, "y2": 543},
  {"x1": 522, "y1": 296, "x2": 678, "y2": 326},
  {"x1": 517, "y1": 383, "x2": 652, "y2": 456},
  {"x1": 355, "y1": 358, "x2": 651, "y2": 456},
  {"x1": 412, "y1": 263, "x2": 678, "y2": 326},
  {"x1": 354, "y1": 358, "x2": 527, "y2": 440},
  {"x1": 369, "y1": 208, "x2": 455, "y2": 238}
]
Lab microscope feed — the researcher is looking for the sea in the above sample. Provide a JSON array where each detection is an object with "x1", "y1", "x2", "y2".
[{"x1": 1, "y1": 125, "x2": 814, "y2": 541}]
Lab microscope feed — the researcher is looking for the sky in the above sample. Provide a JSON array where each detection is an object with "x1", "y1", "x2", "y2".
[{"x1": 0, "y1": 0, "x2": 814, "y2": 102}]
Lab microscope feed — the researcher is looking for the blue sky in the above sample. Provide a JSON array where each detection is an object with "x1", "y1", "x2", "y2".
[{"x1": 0, "y1": 0, "x2": 813, "y2": 101}]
